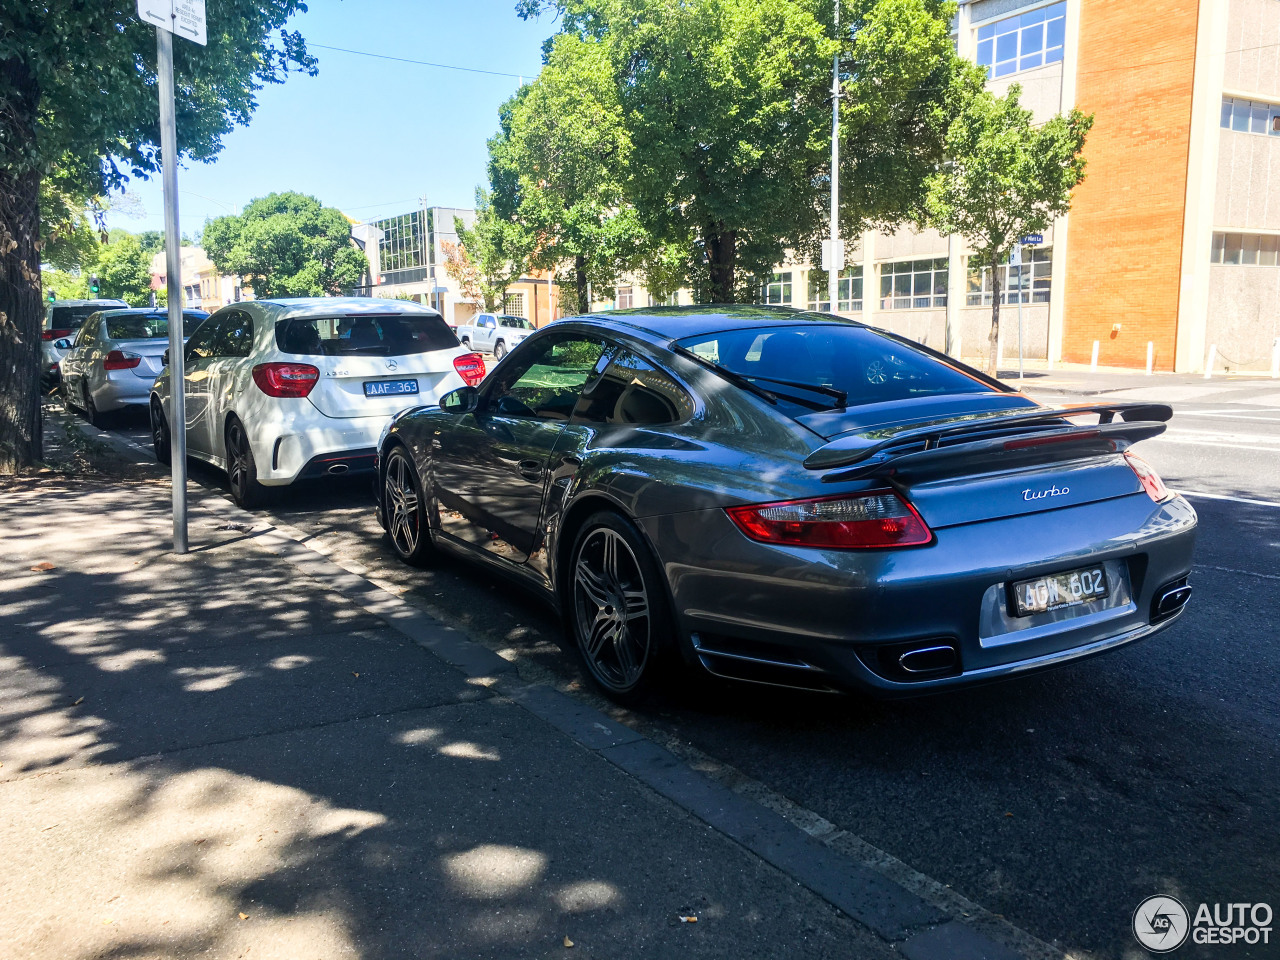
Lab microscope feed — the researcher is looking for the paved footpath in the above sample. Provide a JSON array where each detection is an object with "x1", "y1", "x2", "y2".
[{"x1": 0, "y1": 474, "x2": 1034, "y2": 960}]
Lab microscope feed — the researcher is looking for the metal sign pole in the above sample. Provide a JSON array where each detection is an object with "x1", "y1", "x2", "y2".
[
  {"x1": 827, "y1": 0, "x2": 840, "y2": 315},
  {"x1": 157, "y1": 26, "x2": 188, "y2": 553}
]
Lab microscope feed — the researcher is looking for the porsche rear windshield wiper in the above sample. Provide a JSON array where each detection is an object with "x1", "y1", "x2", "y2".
[
  {"x1": 743, "y1": 375, "x2": 847, "y2": 408},
  {"x1": 671, "y1": 345, "x2": 779, "y2": 406}
]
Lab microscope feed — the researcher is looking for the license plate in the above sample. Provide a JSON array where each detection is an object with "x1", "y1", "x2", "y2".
[
  {"x1": 364, "y1": 378, "x2": 418, "y2": 397},
  {"x1": 1010, "y1": 564, "x2": 1109, "y2": 617}
]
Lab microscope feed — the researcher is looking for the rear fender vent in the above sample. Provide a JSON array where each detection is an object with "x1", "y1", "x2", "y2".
[{"x1": 691, "y1": 633, "x2": 840, "y2": 693}]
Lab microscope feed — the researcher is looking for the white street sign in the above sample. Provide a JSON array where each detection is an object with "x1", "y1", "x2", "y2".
[
  {"x1": 821, "y1": 238, "x2": 845, "y2": 273},
  {"x1": 1009, "y1": 244, "x2": 1022, "y2": 266},
  {"x1": 137, "y1": 0, "x2": 207, "y2": 46}
]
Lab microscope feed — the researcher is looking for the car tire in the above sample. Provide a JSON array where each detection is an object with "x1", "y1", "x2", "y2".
[
  {"x1": 225, "y1": 416, "x2": 268, "y2": 510},
  {"x1": 84, "y1": 388, "x2": 108, "y2": 429},
  {"x1": 566, "y1": 511, "x2": 673, "y2": 705},
  {"x1": 382, "y1": 444, "x2": 435, "y2": 566},
  {"x1": 460, "y1": 337, "x2": 471, "y2": 349},
  {"x1": 494, "y1": 340, "x2": 507, "y2": 360},
  {"x1": 151, "y1": 398, "x2": 172, "y2": 466},
  {"x1": 60, "y1": 379, "x2": 77, "y2": 412}
]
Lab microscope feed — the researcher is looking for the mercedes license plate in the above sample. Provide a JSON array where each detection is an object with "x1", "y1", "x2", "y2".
[
  {"x1": 1011, "y1": 564, "x2": 1109, "y2": 617},
  {"x1": 364, "y1": 378, "x2": 418, "y2": 397}
]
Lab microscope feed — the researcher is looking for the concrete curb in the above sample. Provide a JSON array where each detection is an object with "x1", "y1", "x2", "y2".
[{"x1": 64, "y1": 413, "x2": 1068, "y2": 960}]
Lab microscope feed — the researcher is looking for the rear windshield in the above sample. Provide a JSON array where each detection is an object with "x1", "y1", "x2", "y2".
[
  {"x1": 499, "y1": 315, "x2": 533, "y2": 330},
  {"x1": 275, "y1": 313, "x2": 458, "y2": 357},
  {"x1": 673, "y1": 324, "x2": 993, "y2": 413},
  {"x1": 48, "y1": 305, "x2": 103, "y2": 332}
]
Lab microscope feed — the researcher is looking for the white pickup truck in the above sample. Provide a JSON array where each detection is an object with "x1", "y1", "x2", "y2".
[{"x1": 455, "y1": 313, "x2": 536, "y2": 360}]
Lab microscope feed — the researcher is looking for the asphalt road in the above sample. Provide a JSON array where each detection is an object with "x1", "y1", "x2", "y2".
[{"x1": 105, "y1": 388, "x2": 1280, "y2": 960}]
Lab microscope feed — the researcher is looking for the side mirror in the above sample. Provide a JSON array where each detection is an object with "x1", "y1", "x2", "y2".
[
  {"x1": 440, "y1": 385, "x2": 479, "y2": 414},
  {"x1": 53, "y1": 338, "x2": 72, "y2": 350}
]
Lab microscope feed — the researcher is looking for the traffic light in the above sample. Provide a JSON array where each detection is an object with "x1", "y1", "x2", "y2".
[
  {"x1": 47, "y1": 289, "x2": 56, "y2": 302},
  {"x1": 89, "y1": 275, "x2": 100, "y2": 294}
]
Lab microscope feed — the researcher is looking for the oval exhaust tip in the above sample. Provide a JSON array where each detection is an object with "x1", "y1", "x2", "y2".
[
  {"x1": 898, "y1": 644, "x2": 958, "y2": 674},
  {"x1": 328, "y1": 463, "x2": 349, "y2": 475}
]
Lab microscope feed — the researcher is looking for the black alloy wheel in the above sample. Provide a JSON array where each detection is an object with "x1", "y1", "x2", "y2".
[
  {"x1": 151, "y1": 398, "x2": 171, "y2": 466},
  {"x1": 383, "y1": 445, "x2": 434, "y2": 565},
  {"x1": 568, "y1": 512, "x2": 670, "y2": 703},
  {"x1": 225, "y1": 417, "x2": 267, "y2": 509}
]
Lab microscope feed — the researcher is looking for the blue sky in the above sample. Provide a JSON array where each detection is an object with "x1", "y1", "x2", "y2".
[{"x1": 107, "y1": 0, "x2": 553, "y2": 235}]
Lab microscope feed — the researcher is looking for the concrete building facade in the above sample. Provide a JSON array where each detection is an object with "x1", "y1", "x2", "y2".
[
  {"x1": 599, "y1": 0, "x2": 1280, "y2": 374},
  {"x1": 353, "y1": 204, "x2": 563, "y2": 328}
]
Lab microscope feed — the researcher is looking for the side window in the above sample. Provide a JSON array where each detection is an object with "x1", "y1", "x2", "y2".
[
  {"x1": 74, "y1": 317, "x2": 99, "y2": 347},
  {"x1": 486, "y1": 336, "x2": 606, "y2": 421},
  {"x1": 572, "y1": 349, "x2": 692, "y2": 425},
  {"x1": 184, "y1": 318, "x2": 221, "y2": 361},
  {"x1": 212, "y1": 311, "x2": 255, "y2": 358}
]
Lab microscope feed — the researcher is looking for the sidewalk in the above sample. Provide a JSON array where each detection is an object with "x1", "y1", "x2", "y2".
[
  {"x1": 986, "y1": 360, "x2": 1280, "y2": 406},
  {"x1": 0, "y1": 474, "x2": 1024, "y2": 960}
]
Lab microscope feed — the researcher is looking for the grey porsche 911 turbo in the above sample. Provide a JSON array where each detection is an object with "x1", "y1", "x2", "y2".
[{"x1": 374, "y1": 306, "x2": 1196, "y2": 703}]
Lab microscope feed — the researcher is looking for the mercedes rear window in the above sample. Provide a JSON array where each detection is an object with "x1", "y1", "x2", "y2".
[
  {"x1": 275, "y1": 313, "x2": 458, "y2": 356},
  {"x1": 673, "y1": 324, "x2": 993, "y2": 413}
]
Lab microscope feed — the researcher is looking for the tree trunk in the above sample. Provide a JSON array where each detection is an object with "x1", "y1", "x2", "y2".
[
  {"x1": 985, "y1": 254, "x2": 1002, "y2": 377},
  {"x1": 705, "y1": 224, "x2": 737, "y2": 303},
  {"x1": 0, "y1": 56, "x2": 43, "y2": 473},
  {"x1": 575, "y1": 253, "x2": 589, "y2": 315}
]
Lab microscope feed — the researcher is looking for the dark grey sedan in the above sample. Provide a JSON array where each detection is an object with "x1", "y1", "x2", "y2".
[{"x1": 375, "y1": 306, "x2": 1196, "y2": 703}]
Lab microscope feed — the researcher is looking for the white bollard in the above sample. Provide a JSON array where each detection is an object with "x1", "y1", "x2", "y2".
[
  {"x1": 1090, "y1": 340, "x2": 1100, "y2": 372},
  {"x1": 1204, "y1": 343, "x2": 1217, "y2": 379},
  {"x1": 1146, "y1": 341, "x2": 1154, "y2": 375},
  {"x1": 1271, "y1": 338, "x2": 1279, "y2": 379}
]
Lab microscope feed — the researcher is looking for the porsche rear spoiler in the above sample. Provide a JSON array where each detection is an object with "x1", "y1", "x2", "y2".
[{"x1": 804, "y1": 401, "x2": 1172, "y2": 474}]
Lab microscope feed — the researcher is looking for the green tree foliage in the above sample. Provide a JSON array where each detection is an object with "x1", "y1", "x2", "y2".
[
  {"x1": 40, "y1": 269, "x2": 90, "y2": 302},
  {"x1": 513, "y1": 0, "x2": 974, "y2": 303},
  {"x1": 454, "y1": 190, "x2": 531, "y2": 312},
  {"x1": 925, "y1": 86, "x2": 1092, "y2": 373},
  {"x1": 96, "y1": 233, "x2": 154, "y2": 304},
  {"x1": 202, "y1": 192, "x2": 368, "y2": 298},
  {"x1": 490, "y1": 34, "x2": 646, "y2": 314},
  {"x1": 0, "y1": 2, "x2": 315, "y2": 471}
]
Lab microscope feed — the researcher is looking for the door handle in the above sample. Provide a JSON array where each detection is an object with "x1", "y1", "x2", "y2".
[{"x1": 517, "y1": 459, "x2": 544, "y2": 482}]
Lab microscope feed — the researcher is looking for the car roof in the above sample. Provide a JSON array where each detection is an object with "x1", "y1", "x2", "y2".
[
  {"x1": 97, "y1": 307, "x2": 209, "y2": 317},
  {"x1": 49, "y1": 299, "x2": 128, "y2": 308},
  {"x1": 254, "y1": 297, "x2": 444, "y2": 320},
  {"x1": 597, "y1": 304, "x2": 864, "y2": 342}
]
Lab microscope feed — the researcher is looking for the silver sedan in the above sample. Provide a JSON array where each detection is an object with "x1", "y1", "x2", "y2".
[{"x1": 60, "y1": 308, "x2": 208, "y2": 426}]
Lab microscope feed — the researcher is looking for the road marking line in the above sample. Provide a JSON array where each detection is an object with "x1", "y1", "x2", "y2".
[
  {"x1": 1180, "y1": 490, "x2": 1280, "y2": 508},
  {"x1": 1153, "y1": 437, "x2": 1280, "y2": 452},
  {"x1": 1178, "y1": 411, "x2": 1280, "y2": 421},
  {"x1": 1196, "y1": 563, "x2": 1280, "y2": 581}
]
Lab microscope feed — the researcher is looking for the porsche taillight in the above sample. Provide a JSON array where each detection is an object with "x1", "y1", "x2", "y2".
[
  {"x1": 1125, "y1": 452, "x2": 1172, "y2": 502},
  {"x1": 725, "y1": 491, "x2": 932, "y2": 549}
]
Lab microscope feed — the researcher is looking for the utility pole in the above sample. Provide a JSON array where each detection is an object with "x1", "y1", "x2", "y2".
[{"x1": 827, "y1": 0, "x2": 841, "y2": 314}]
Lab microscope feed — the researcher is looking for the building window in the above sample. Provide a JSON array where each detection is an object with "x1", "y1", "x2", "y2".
[
  {"x1": 1221, "y1": 97, "x2": 1280, "y2": 137},
  {"x1": 616, "y1": 285, "x2": 634, "y2": 309},
  {"x1": 1211, "y1": 232, "x2": 1280, "y2": 266},
  {"x1": 503, "y1": 292, "x2": 526, "y2": 316},
  {"x1": 807, "y1": 266, "x2": 863, "y2": 313},
  {"x1": 761, "y1": 271, "x2": 793, "y2": 304},
  {"x1": 649, "y1": 291, "x2": 679, "y2": 307},
  {"x1": 880, "y1": 258, "x2": 948, "y2": 310},
  {"x1": 966, "y1": 247, "x2": 1052, "y2": 306},
  {"x1": 373, "y1": 210, "x2": 428, "y2": 274},
  {"x1": 976, "y1": 2, "x2": 1065, "y2": 79}
]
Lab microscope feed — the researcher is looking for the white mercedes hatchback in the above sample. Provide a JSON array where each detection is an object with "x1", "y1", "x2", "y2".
[{"x1": 150, "y1": 298, "x2": 485, "y2": 508}]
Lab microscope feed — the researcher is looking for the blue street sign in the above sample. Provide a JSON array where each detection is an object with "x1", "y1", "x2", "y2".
[{"x1": 1020, "y1": 233, "x2": 1043, "y2": 245}]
